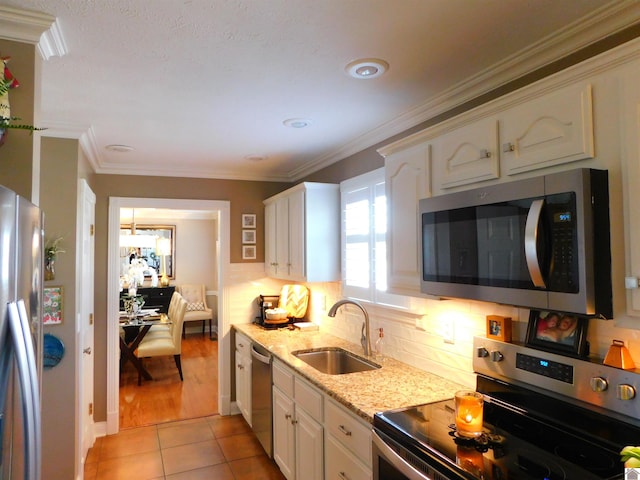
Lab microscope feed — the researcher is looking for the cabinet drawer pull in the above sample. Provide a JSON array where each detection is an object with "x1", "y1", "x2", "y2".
[
  {"x1": 338, "y1": 424, "x2": 352, "y2": 437},
  {"x1": 338, "y1": 471, "x2": 350, "y2": 480}
]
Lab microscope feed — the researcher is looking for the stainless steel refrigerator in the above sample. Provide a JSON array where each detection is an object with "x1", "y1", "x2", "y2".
[{"x1": 0, "y1": 184, "x2": 43, "y2": 480}]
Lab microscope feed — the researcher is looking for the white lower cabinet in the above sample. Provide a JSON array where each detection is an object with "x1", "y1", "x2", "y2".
[
  {"x1": 324, "y1": 398, "x2": 372, "y2": 480},
  {"x1": 325, "y1": 434, "x2": 371, "y2": 480},
  {"x1": 234, "y1": 332, "x2": 251, "y2": 426},
  {"x1": 272, "y1": 360, "x2": 324, "y2": 480}
]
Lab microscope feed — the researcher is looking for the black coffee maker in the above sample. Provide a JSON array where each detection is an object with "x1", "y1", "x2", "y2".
[{"x1": 256, "y1": 294, "x2": 281, "y2": 326}]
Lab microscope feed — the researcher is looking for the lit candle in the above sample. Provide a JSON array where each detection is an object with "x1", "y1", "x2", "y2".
[{"x1": 454, "y1": 390, "x2": 484, "y2": 438}]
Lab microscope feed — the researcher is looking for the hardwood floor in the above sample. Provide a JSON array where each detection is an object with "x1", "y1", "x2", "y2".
[{"x1": 119, "y1": 333, "x2": 219, "y2": 429}]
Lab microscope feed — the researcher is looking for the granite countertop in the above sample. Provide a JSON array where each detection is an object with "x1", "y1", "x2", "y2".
[{"x1": 233, "y1": 323, "x2": 465, "y2": 423}]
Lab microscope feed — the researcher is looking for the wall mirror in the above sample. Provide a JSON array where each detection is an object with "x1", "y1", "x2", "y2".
[{"x1": 120, "y1": 224, "x2": 175, "y2": 279}]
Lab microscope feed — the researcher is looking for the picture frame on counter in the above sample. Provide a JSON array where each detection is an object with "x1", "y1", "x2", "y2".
[
  {"x1": 242, "y1": 245, "x2": 256, "y2": 260},
  {"x1": 486, "y1": 315, "x2": 512, "y2": 342},
  {"x1": 525, "y1": 310, "x2": 589, "y2": 357},
  {"x1": 242, "y1": 229, "x2": 256, "y2": 244}
]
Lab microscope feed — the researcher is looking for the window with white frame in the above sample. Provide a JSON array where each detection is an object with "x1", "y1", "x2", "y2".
[{"x1": 340, "y1": 168, "x2": 408, "y2": 308}]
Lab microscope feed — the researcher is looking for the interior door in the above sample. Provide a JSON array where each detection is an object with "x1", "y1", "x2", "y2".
[{"x1": 77, "y1": 180, "x2": 96, "y2": 470}]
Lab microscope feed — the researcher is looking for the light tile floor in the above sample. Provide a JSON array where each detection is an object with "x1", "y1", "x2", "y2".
[{"x1": 84, "y1": 415, "x2": 286, "y2": 480}]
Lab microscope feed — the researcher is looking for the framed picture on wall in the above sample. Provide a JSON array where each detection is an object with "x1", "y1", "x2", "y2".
[
  {"x1": 242, "y1": 245, "x2": 256, "y2": 260},
  {"x1": 242, "y1": 229, "x2": 256, "y2": 244},
  {"x1": 242, "y1": 214, "x2": 256, "y2": 228},
  {"x1": 43, "y1": 286, "x2": 64, "y2": 325}
]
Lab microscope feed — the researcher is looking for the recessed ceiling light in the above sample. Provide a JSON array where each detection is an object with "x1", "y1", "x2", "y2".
[
  {"x1": 283, "y1": 118, "x2": 312, "y2": 129},
  {"x1": 345, "y1": 58, "x2": 389, "y2": 79},
  {"x1": 105, "y1": 144, "x2": 134, "y2": 153},
  {"x1": 245, "y1": 154, "x2": 268, "y2": 162}
]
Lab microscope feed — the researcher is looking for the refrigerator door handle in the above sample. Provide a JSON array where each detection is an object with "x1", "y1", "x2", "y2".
[{"x1": 9, "y1": 301, "x2": 41, "y2": 480}]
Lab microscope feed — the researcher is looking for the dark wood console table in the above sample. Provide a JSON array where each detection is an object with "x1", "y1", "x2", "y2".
[{"x1": 120, "y1": 286, "x2": 175, "y2": 313}]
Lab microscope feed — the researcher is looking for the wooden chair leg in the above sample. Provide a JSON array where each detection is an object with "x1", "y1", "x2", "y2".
[
  {"x1": 174, "y1": 354, "x2": 183, "y2": 381},
  {"x1": 182, "y1": 323, "x2": 186, "y2": 339},
  {"x1": 202, "y1": 319, "x2": 205, "y2": 336}
]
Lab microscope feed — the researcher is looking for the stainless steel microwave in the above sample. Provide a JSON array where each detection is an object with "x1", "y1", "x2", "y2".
[{"x1": 419, "y1": 168, "x2": 612, "y2": 317}]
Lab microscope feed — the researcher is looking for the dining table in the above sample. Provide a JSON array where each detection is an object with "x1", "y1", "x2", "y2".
[{"x1": 119, "y1": 311, "x2": 171, "y2": 385}]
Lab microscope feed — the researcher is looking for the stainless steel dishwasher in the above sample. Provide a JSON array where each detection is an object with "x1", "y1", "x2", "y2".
[{"x1": 250, "y1": 342, "x2": 272, "y2": 457}]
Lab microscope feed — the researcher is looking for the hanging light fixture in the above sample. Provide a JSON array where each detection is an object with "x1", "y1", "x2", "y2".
[{"x1": 119, "y1": 209, "x2": 158, "y2": 248}]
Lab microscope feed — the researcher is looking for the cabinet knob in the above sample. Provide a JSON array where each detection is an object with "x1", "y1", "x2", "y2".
[
  {"x1": 285, "y1": 413, "x2": 292, "y2": 420},
  {"x1": 291, "y1": 419, "x2": 298, "y2": 425},
  {"x1": 237, "y1": 364, "x2": 244, "y2": 370},
  {"x1": 480, "y1": 149, "x2": 491, "y2": 159},
  {"x1": 502, "y1": 142, "x2": 515, "y2": 152}
]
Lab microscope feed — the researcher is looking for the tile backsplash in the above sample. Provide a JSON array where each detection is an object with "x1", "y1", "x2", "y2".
[{"x1": 229, "y1": 264, "x2": 640, "y2": 385}]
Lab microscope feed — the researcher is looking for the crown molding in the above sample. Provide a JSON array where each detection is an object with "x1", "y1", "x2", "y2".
[
  {"x1": 290, "y1": 1, "x2": 640, "y2": 181},
  {"x1": 0, "y1": 6, "x2": 67, "y2": 59}
]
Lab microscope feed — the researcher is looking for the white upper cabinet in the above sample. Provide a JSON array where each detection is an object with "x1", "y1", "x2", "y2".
[
  {"x1": 264, "y1": 182, "x2": 340, "y2": 282},
  {"x1": 431, "y1": 117, "x2": 500, "y2": 191},
  {"x1": 501, "y1": 83, "x2": 594, "y2": 176},
  {"x1": 379, "y1": 142, "x2": 431, "y2": 296},
  {"x1": 619, "y1": 64, "x2": 640, "y2": 317}
]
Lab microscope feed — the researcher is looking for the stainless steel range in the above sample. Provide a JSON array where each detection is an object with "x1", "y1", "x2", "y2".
[{"x1": 373, "y1": 336, "x2": 640, "y2": 479}]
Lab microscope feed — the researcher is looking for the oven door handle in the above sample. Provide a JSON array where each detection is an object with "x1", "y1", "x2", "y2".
[
  {"x1": 524, "y1": 198, "x2": 547, "y2": 288},
  {"x1": 372, "y1": 430, "x2": 432, "y2": 480}
]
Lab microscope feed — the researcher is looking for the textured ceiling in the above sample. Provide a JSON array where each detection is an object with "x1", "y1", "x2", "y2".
[{"x1": 2, "y1": 0, "x2": 640, "y2": 181}]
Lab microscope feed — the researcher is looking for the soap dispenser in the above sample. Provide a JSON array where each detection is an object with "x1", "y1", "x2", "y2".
[{"x1": 375, "y1": 328, "x2": 385, "y2": 362}]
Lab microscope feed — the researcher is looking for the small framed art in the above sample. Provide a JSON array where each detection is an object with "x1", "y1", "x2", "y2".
[
  {"x1": 242, "y1": 229, "x2": 256, "y2": 244},
  {"x1": 486, "y1": 315, "x2": 512, "y2": 342},
  {"x1": 525, "y1": 310, "x2": 589, "y2": 357},
  {"x1": 242, "y1": 214, "x2": 256, "y2": 228},
  {"x1": 242, "y1": 245, "x2": 256, "y2": 260},
  {"x1": 43, "y1": 286, "x2": 64, "y2": 325}
]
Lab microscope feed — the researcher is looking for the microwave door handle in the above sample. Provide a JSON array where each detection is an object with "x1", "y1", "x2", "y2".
[{"x1": 525, "y1": 199, "x2": 547, "y2": 288}]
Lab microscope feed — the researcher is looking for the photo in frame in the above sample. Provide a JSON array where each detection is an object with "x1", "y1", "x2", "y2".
[
  {"x1": 242, "y1": 214, "x2": 256, "y2": 228},
  {"x1": 242, "y1": 245, "x2": 256, "y2": 260},
  {"x1": 525, "y1": 310, "x2": 589, "y2": 357},
  {"x1": 43, "y1": 286, "x2": 64, "y2": 325},
  {"x1": 242, "y1": 229, "x2": 256, "y2": 244},
  {"x1": 486, "y1": 315, "x2": 512, "y2": 342}
]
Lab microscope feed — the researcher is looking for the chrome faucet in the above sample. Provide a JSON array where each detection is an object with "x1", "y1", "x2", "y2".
[{"x1": 327, "y1": 299, "x2": 372, "y2": 357}]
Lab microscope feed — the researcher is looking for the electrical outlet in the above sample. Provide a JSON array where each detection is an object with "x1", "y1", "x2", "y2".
[{"x1": 442, "y1": 317, "x2": 455, "y2": 344}]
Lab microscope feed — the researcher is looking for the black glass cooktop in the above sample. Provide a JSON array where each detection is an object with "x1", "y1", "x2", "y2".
[{"x1": 374, "y1": 377, "x2": 640, "y2": 479}]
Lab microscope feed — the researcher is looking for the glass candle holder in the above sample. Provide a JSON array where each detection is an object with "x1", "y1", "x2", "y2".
[{"x1": 454, "y1": 390, "x2": 484, "y2": 438}]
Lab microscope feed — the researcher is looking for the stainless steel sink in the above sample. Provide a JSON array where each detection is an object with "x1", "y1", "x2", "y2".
[{"x1": 292, "y1": 347, "x2": 380, "y2": 375}]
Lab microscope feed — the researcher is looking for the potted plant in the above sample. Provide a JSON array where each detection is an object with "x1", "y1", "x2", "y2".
[
  {"x1": 44, "y1": 236, "x2": 65, "y2": 281},
  {"x1": 0, "y1": 57, "x2": 44, "y2": 145}
]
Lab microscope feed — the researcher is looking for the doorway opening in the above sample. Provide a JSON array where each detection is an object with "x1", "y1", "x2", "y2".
[{"x1": 107, "y1": 197, "x2": 231, "y2": 434}]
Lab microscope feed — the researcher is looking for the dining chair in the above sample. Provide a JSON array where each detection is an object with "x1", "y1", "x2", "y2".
[
  {"x1": 175, "y1": 284, "x2": 215, "y2": 338},
  {"x1": 135, "y1": 294, "x2": 188, "y2": 383},
  {"x1": 143, "y1": 291, "x2": 181, "y2": 341}
]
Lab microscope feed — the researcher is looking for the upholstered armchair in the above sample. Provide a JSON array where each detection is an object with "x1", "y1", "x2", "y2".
[
  {"x1": 135, "y1": 294, "x2": 187, "y2": 384},
  {"x1": 176, "y1": 284, "x2": 215, "y2": 339}
]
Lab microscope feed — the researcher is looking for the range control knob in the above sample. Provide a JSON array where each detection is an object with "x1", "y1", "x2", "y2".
[
  {"x1": 590, "y1": 377, "x2": 608, "y2": 392},
  {"x1": 617, "y1": 384, "x2": 636, "y2": 401},
  {"x1": 490, "y1": 351, "x2": 504, "y2": 362},
  {"x1": 477, "y1": 347, "x2": 489, "y2": 358}
]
